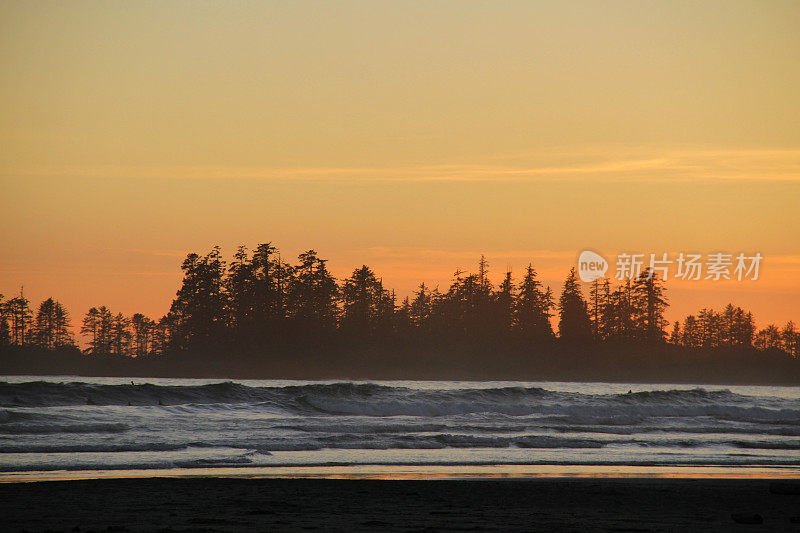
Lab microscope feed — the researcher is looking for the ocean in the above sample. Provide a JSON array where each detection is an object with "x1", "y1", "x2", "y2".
[{"x1": 1, "y1": 377, "x2": 799, "y2": 480}]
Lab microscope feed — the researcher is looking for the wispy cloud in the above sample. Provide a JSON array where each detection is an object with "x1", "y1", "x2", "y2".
[
  {"x1": 4, "y1": 147, "x2": 800, "y2": 183},
  {"x1": 85, "y1": 245, "x2": 188, "y2": 259},
  {"x1": 357, "y1": 247, "x2": 577, "y2": 261}
]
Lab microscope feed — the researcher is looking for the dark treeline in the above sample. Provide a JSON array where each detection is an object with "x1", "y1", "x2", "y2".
[{"x1": 1, "y1": 244, "x2": 799, "y2": 383}]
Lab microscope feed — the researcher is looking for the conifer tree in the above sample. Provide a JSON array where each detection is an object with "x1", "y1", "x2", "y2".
[{"x1": 557, "y1": 268, "x2": 592, "y2": 342}]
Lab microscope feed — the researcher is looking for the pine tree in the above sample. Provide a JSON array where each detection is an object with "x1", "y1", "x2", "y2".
[
  {"x1": 668, "y1": 321, "x2": 681, "y2": 345},
  {"x1": 754, "y1": 325, "x2": 782, "y2": 351},
  {"x1": 81, "y1": 307, "x2": 100, "y2": 354},
  {"x1": 131, "y1": 313, "x2": 152, "y2": 357},
  {"x1": 340, "y1": 265, "x2": 384, "y2": 335},
  {"x1": 6, "y1": 292, "x2": 33, "y2": 346},
  {"x1": 33, "y1": 298, "x2": 59, "y2": 349},
  {"x1": 288, "y1": 250, "x2": 339, "y2": 331},
  {"x1": 515, "y1": 264, "x2": 554, "y2": 340},
  {"x1": 111, "y1": 313, "x2": 132, "y2": 356},
  {"x1": 395, "y1": 296, "x2": 413, "y2": 334},
  {"x1": 82, "y1": 306, "x2": 114, "y2": 355},
  {"x1": 557, "y1": 268, "x2": 592, "y2": 342},
  {"x1": 225, "y1": 245, "x2": 256, "y2": 339},
  {"x1": 681, "y1": 315, "x2": 700, "y2": 348},
  {"x1": 168, "y1": 247, "x2": 228, "y2": 350},
  {"x1": 602, "y1": 280, "x2": 636, "y2": 342},
  {"x1": 0, "y1": 293, "x2": 10, "y2": 346},
  {"x1": 492, "y1": 270, "x2": 515, "y2": 336},
  {"x1": 588, "y1": 278, "x2": 609, "y2": 340},
  {"x1": 632, "y1": 269, "x2": 668, "y2": 343},
  {"x1": 53, "y1": 302, "x2": 73, "y2": 347},
  {"x1": 697, "y1": 308, "x2": 719, "y2": 347},
  {"x1": 409, "y1": 283, "x2": 432, "y2": 329},
  {"x1": 781, "y1": 321, "x2": 799, "y2": 358}
]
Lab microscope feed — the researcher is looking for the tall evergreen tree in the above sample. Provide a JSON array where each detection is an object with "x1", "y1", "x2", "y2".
[
  {"x1": 81, "y1": 306, "x2": 114, "y2": 355},
  {"x1": 288, "y1": 250, "x2": 339, "y2": 331},
  {"x1": 6, "y1": 293, "x2": 33, "y2": 346},
  {"x1": 409, "y1": 283, "x2": 432, "y2": 329},
  {"x1": 754, "y1": 324, "x2": 782, "y2": 351},
  {"x1": 515, "y1": 264, "x2": 554, "y2": 340},
  {"x1": 32, "y1": 298, "x2": 73, "y2": 349},
  {"x1": 588, "y1": 278, "x2": 607, "y2": 340},
  {"x1": 169, "y1": 247, "x2": 227, "y2": 351},
  {"x1": 681, "y1": 315, "x2": 700, "y2": 348},
  {"x1": 225, "y1": 245, "x2": 256, "y2": 340},
  {"x1": 340, "y1": 265, "x2": 384, "y2": 335},
  {"x1": 697, "y1": 308, "x2": 719, "y2": 347},
  {"x1": 52, "y1": 301, "x2": 72, "y2": 348},
  {"x1": 668, "y1": 321, "x2": 681, "y2": 345},
  {"x1": 252, "y1": 243, "x2": 288, "y2": 332},
  {"x1": 395, "y1": 296, "x2": 413, "y2": 335},
  {"x1": 81, "y1": 307, "x2": 100, "y2": 354},
  {"x1": 491, "y1": 270, "x2": 515, "y2": 336},
  {"x1": 111, "y1": 313, "x2": 131, "y2": 356},
  {"x1": 0, "y1": 293, "x2": 9, "y2": 346},
  {"x1": 781, "y1": 321, "x2": 799, "y2": 358},
  {"x1": 632, "y1": 269, "x2": 669, "y2": 342},
  {"x1": 602, "y1": 280, "x2": 635, "y2": 342},
  {"x1": 131, "y1": 313, "x2": 152, "y2": 357},
  {"x1": 557, "y1": 268, "x2": 592, "y2": 342}
]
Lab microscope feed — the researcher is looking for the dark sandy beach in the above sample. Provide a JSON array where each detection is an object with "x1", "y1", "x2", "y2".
[{"x1": 2, "y1": 477, "x2": 799, "y2": 532}]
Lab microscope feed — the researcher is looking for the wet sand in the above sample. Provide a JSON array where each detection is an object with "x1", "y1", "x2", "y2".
[{"x1": 1, "y1": 477, "x2": 799, "y2": 532}]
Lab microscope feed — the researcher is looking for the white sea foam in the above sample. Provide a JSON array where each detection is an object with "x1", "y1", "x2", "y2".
[{"x1": 1, "y1": 378, "x2": 799, "y2": 472}]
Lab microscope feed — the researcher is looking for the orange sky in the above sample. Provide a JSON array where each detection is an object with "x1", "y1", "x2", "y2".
[{"x1": 1, "y1": 1, "x2": 799, "y2": 331}]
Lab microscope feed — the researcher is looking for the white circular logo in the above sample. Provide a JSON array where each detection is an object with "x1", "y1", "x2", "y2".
[{"x1": 577, "y1": 250, "x2": 608, "y2": 282}]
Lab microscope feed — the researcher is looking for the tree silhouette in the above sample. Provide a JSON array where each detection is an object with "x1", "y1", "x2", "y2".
[
  {"x1": 131, "y1": 313, "x2": 153, "y2": 357},
  {"x1": 516, "y1": 264, "x2": 554, "y2": 340},
  {"x1": 681, "y1": 315, "x2": 700, "y2": 348},
  {"x1": 557, "y1": 268, "x2": 592, "y2": 342},
  {"x1": 668, "y1": 321, "x2": 681, "y2": 345},
  {"x1": 288, "y1": 250, "x2": 339, "y2": 332},
  {"x1": 169, "y1": 247, "x2": 227, "y2": 351},
  {"x1": 632, "y1": 269, "x2": 668, "y2": 343},
  {"x1": 754, "y1": 324, "x2": 782, "y2": 351},
  {"x1": 781, "y1": 321, "x2": 799, "y2": 358},
  {"x1": 602, "y1": 279, "x2": 636, "y2": 342},
  {"x1": 340, "y1": 265, "x2": 386, "y2": 337},
  {"x1": 0, "y1": 293, "x2": 10, "y2": 346},
  {"x1": 409, "y1": 283, "x2": 432, "y2": 330},
  {"x1": 33, "y1": 298, "x2": 73, "y2": 349},
  {"x1": 111, "y1": 313, "x2": 131, "y2": 356},
  {"x1": 6, "y1": 293, "x2": 33, "y2": 346},
  {"x1": 588, "y1": 278, "x2": 607, "y2": 340},
  {"x1": 491, "y1": 270, "x2": 515, "y2": 338},
  {"x1": 5, "y1": 243, "x2": 799, "y2": 379},
  {"x1": 81, "y1": 306, "x2": 116, "y2": 355}
]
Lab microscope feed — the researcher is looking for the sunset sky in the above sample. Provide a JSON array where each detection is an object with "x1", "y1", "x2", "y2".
[{"x1": 1, "y1": 1, "x2": 799, "y2": 330}]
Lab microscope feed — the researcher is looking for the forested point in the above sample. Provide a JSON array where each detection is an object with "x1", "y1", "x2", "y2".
[{"x1": 1, "y1": 244, "x2": 799, "y2": 384}]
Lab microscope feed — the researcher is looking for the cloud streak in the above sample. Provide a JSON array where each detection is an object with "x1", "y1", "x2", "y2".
[{"x1": 4, "y1": 147, "x2": 800, "y2": 183}]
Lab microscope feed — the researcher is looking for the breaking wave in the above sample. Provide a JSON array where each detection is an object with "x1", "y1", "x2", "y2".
[
  {"x1": 1, "y1": 381, "x2": 798, "y2": 424},
  {"x1": 1, "y1": 380, "x2": 799, "y2": 471}
]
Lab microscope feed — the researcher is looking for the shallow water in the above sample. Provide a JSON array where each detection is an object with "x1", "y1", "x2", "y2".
[{"x1": 1, "y1": 376, "x2": 799, "y2": 478}]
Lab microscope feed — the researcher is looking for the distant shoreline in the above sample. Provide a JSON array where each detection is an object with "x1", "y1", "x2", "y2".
[
  {"x1": 3, "y1": 342, "x2": 799, "y2": 386},
  {"x1": 2, "y1": 371, "x2": 800, "y2": 387}
]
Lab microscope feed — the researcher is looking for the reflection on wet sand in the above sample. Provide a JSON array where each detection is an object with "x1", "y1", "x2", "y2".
[{"x1": 4, "y1": 464, "x2": 800, "y2": 483}]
